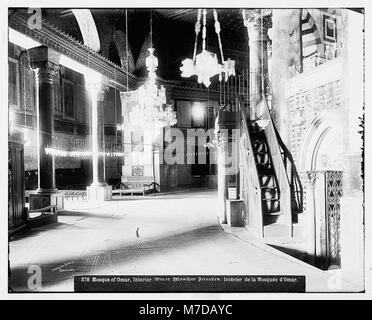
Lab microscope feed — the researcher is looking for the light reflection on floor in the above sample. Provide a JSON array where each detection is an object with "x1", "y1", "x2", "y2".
[{"x1": 9, "y1": 189, "x2": 360, "y2": 293}]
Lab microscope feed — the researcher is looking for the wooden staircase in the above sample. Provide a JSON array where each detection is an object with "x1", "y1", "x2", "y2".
[
  {"x1": 250, "y1": 123, "x2": 282, "y2": 225},
  {"x1": 237, "y1": 96, "x2": 301, "y2": 238}
]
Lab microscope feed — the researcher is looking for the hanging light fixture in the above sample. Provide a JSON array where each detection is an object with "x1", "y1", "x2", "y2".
[
  {"x1": 180, "y1": 9, "x2": 236, "y2": 87},
  {"x1": 128, "y1": 11, "x2": 177, "y2": 133}
]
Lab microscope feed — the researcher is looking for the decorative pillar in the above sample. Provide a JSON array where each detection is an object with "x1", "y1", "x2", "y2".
[
  {"x1": 29, "y1": 46, "x2": 60, "y2": 193},
  {"x1": 28, "y1": 46, "x2": 64, "y2": 212},
  {"x1": 302, "y1": 170, "x2": 343, "y2": 270},
  {"x1": 242, "y1": 9, "x2": 272, "y2": 118},
  {"x1": 86, "y1": 76, "x2": 112, "y2": 201},
  {"x1": 216, "y1": 112, "x2": 229, "y2": 224},
  {"x1": 217, "y1": 133, "x2": 228, "y2": 223},
  {"x1": 304, "y1": 171, "x2": 317, "y2": 266}
]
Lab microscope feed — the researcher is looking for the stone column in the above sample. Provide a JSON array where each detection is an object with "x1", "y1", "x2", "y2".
[
  {"x1": 304, "y1": 171, "x2": 317, "y2": 266},
  {"x1": 217, "y1": 134, "x2": 228, "y2": 224},
  {"x1": 86, "y1": 77, "x2": 112, "y2": 201},
  {"x1": 216, "y1": 113, "x2": 228, "y2": 224},
  {"x1": 28, "y1": 46, "x2": 64, "y2": 212},
  {"x1": 242, "y1": 9, "x2": 272, "y2": 118},
  {"x1": 29, "y1": 46, "x2": 59, "y2": 193}
]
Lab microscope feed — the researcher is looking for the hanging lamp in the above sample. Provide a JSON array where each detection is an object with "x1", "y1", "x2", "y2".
[
  {"x1": 180, "y1": 9, "x2": 236, "y2": 87},
  {"x1": 128, "y1": 10, "x2": 177, "y2": 133}
]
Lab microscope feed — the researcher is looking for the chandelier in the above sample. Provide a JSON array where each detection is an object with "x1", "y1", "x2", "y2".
[
  {"x1": 128, "y1": 13, "x2": 177, "y2": 133},
  {"x1": 180, "y1": 9, "x2": 236, "y2": 87}
]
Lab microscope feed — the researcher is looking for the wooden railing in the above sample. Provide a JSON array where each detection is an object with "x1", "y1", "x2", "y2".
[
  {"x1": 259, "y1": 97, "x2": 293, "y2": 237},
  {"x1": 273, "y1": 125, "x2": 303, "y2": 214},
  {"x1": 239, "y1": 99, "x2": 264, "y2": 237},
  {"x1": 217, "y1": 70, "x2": 273, "y2": 112}
]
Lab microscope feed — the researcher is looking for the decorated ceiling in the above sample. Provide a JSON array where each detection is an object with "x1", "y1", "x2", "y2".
[{"x1": 10, "y1": 8, "x2": 249, "y2": 80}]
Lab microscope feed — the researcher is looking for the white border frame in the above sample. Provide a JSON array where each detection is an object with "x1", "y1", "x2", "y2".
[{"x1": 1, "y1": 0, "x2": 370, "y2": 301}]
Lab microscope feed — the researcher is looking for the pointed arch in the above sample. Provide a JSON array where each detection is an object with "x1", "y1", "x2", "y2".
[
  {"x1": 71, "y1": 9, "x2": 101, "y2": 52},
  {"x1": 297, "y1": 111, "x2": 344, "y2": 171},
  {"x1": 112, "y1": 30, "x2": 135, "y2": 72}
]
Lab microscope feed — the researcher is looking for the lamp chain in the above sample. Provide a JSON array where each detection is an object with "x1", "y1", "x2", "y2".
[
  {"x1": 150, "y1": 10, "x2": 153, "y2": 47},
  {"x1": 213, "y1": 9, "x2": 225, "y2": 65},
  {"x1": 202, "y1": 9, "x2": 207, "y2": 51},
  {"x1": 193, "y1": 9, "x2": 202, "y2": 62},
  {"x1": 126, "y1": 9, "x2": 129, "y2": 91}
]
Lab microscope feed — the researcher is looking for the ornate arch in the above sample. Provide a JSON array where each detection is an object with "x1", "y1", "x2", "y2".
[
  {"x1": 297, "y1": 111, "x2": 343, "y2": 171},
  {"x1": 71, "y1": 9, "x2": 101, "y2": 52},
  {"x1": 112, "y1": 30, "x2": 135, "y2": 72}
]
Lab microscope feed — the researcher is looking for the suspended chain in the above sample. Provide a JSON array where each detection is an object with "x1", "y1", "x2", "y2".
[
  {"x1": 202, "y1": 9, "x2": 207, "y2": 51},
  {"x1": 213, "y1": 9, "x2": 225, "y2": 64},
  {"x1": 193, "y1": 9, "x2": 202, "y2": 62}
]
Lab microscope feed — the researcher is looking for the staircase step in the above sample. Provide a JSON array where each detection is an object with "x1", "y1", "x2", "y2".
[
  {"x1": 261, "y1": 186, "x2": 277, "y2": 189},
  {"x1": 262, "y1": 196, "x2": 280, "y2": 200},
  {"x1": 255, "y1": 154, "x2": 270, "y2": 164},
  {"x1": 259, "y1": 175, "x2": 277, "y2": 187},
  {"x1": 263, "y1": 211, "x2": 282, "y2": 216},
  {"x1": 261, "y1": 187, "x2": 279, "y2": 199},
  {"x1": 251, "y1": 138, "x2": 267, "y2": 151},
  {"x1": 262, "y1": 199, "x2": 280, "y2": 213},
  {"x1": 256, "y1": 162, "x2": 273, "y2": 169},
  {"x1": 253, "y1": 144, "x2": 268, "y2": 153},
  {"x1": 257, "y1": 168, "x2": 275, "y2": 176}
]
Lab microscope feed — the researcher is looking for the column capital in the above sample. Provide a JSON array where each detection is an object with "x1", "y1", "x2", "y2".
[
  {"x1": 28, "y1": 46, "x2": 60, "y2": 70},
  {"x1": 86, "y1": 76, "x2": 109, "y2": 102},
  {"x1": 242, "y1": 9, "x2": 272, "y2": 42},
  {"x1": 306, "y1": 171, "x2": 320, "y2": 187},
  {"x1": 31, "y1": 61, "x2": 60, "y2": 77},
  {"x1": 28, "y1": 46, "x2": 61, "y2": 83}
]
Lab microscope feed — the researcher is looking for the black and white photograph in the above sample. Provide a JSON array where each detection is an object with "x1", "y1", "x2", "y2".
[{"x1": 3, "y1": 0, "x2": 370, "y2": 299}]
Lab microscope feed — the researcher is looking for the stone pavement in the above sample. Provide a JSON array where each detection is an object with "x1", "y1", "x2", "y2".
[{"x1": 9, "y1": 189, "x2": 361, "y2": 293}]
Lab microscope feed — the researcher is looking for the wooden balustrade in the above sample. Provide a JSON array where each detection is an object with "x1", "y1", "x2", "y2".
[
  {"x1": 273, "y1": 125, "x2": 303, "y2": 214},
  {"x1": 259, "y1": 97, "x2": 293, "y2": 237},
  {"x1": 239, "y1": 102, "x2": 263, "y2": 237}
]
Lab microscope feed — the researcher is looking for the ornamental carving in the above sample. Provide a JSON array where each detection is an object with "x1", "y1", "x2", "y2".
[
  {"x1": 299, "y1": 170, "x2": 343, "y2": 268},
  {"x1": 9, "y1": 11, "x2": 137, "y2": 91},
  {"x1": 325, "y1": 170, "x2": 343, "y2": 266},
  {"x1": 242, "y1": 9, "x2": 272, "y2": 42},
  {"x1": 298, "y1": 170, "x2": 318, "y2": 212},
  {"x1": 242, "y1": 9, "x2": 272, "y2": 30},
  {"x1": 288, "y1": 79, "x2": 343, "y2": 161},
  {"x1": 31, "y1": 61, "x2": 60, "y2": 83}
]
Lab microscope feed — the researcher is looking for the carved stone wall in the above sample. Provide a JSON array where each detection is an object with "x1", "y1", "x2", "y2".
[
  {"x1": 288, "y1": 78, "x2": 343, "y2": 161},
  {"x1": 325, "y1": 170, "x2": 343, "y2": 266},
  {"x1": 300, "y1": 170, "x2": 343, "y2": 269},
  {"x1": 285, "y1": 53, "x2": 344, "y2": 159}
]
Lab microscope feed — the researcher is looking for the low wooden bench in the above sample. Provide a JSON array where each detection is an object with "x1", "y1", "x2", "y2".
[
  {"x1": 112, "y1": 177, "x2": 159, "y2": 196},
  {"x1": 27, "y1": 205, "x2": 58, "y2": 228}
]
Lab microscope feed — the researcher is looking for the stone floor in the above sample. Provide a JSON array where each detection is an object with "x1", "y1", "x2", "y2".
[{"x1": 9, "y1": 189, "x2": 361, "y2": 293}]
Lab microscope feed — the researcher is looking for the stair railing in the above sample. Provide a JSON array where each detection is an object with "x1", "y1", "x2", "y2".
[
  {"x1": 238, "y1": 98, "x2": 264, "y2": 237},
  {"x1": 273, "y1": 125, "x2": 304, "y2": 214},
  {"x1": 259, "y1": 97, "x2": 293, "y2": 237}
]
